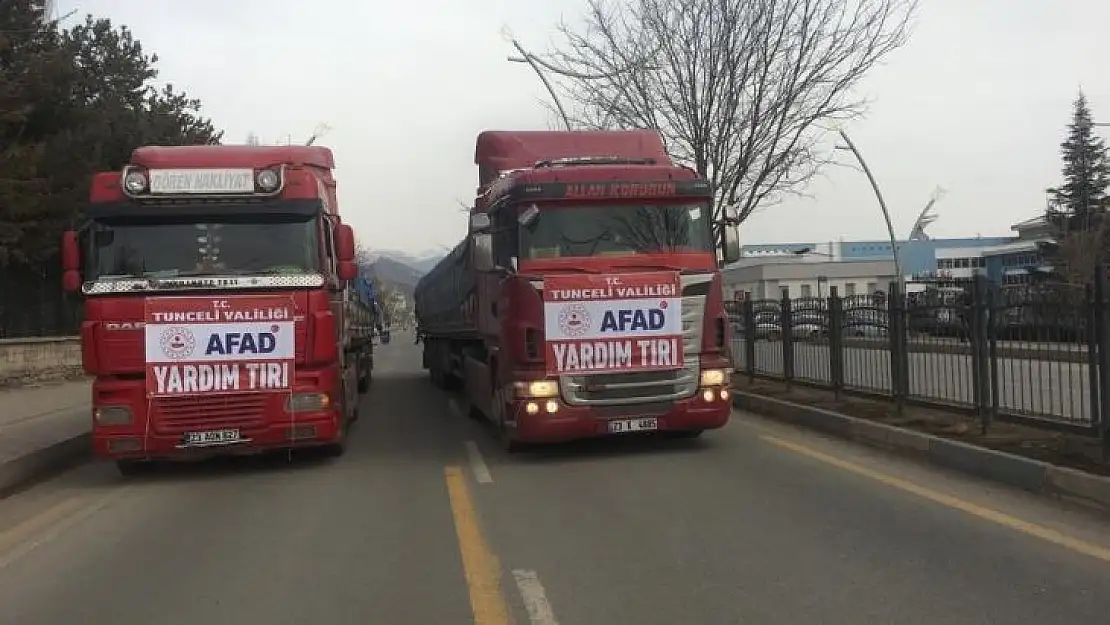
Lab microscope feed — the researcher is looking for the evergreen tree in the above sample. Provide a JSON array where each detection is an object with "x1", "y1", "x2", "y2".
[
  {"x1": 1048, "y1": 91, "x2": 1110, "y2": 228},
  {"x1": 1044, "y1": 91, "x2": 1110, "y2": 282},
  {"x1": 0, "y1": 9, "x2": 223, "y2": 265}
]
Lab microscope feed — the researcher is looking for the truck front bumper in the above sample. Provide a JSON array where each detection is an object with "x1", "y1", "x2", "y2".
[
  {"x1": 92, "y1": 411, "x2": 342, "y2": 462},
  {"x1": 507, "y1": 386, "x2": 731, "y2": 444}
]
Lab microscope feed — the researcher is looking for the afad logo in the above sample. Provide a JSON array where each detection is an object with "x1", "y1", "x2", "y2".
[
  {"x1": 203, "y1": 325, "x2": 282, "y2": 355},
  {"x1": 600, "y1": 302, "x2": 669, "y2": 332}
]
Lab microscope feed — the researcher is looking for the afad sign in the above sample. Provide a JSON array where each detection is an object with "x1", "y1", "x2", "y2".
[
  {"x1": 543, "y1": 271, "x2": 684, "y2": 376},
  {"x1": 143, "y1": 295, "x2": 296, "y2": 397}
]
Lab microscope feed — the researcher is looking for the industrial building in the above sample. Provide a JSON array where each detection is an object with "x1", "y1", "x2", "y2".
[{"x1": 724, "y1": 214, "x2": 1053, "y2": 301}]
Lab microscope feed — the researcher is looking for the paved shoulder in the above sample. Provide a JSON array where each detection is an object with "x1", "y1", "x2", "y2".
[{"x1": 0, "y1": 380, "x2": 90, "y2": 493}]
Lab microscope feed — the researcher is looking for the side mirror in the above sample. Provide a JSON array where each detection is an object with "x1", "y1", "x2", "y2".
[
  {"x1": 334, "y1": 223, "x2": 356, "y2": 263},
  {"x1": 61, "y1": 230, "x2": 82, "y2": 292},
  {"x1": 472, "y1": 233, "x2": 493, "y2": 272},
  {"x1": 337, "y1": 260, "x2": 358, "y2": 281},
  {"x1": 62, "y1": 230, "x2": 80, "y2": 271},
  {"x1": 63, "y1": 271, "x2": 82, "y2": 293},
  {"x1": 721, "y1": 224, "x2": 741, "y2": 265},
  {"x1": 469, "y1": 212, "x2": 491, "y2": 233}
]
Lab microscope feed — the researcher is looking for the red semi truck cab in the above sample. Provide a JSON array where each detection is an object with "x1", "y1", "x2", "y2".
[
  {"x1": 60, "y1": 145, "x2": 367, "y2": 473},
  {"x1": 416, "y1": 130, "x2": 742, "y2": 450}
]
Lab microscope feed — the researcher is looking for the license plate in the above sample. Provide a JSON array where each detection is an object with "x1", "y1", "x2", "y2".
[
  {"x1": 182, "y1": 429, "x2": 241, "y2": 446},
  {"x1": 607, "y1": 418, "x2": 658, "y2": 434}
]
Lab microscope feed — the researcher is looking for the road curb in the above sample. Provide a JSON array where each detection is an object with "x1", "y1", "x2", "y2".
[
  {"x1": 732, "y1": 391, "x2": 1110, "y2": 513},
  {"x1": 0, "y1": 433, "x2": 91, "y2": 498}
]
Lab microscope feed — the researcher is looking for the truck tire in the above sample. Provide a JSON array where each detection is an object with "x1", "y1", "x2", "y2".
[
  {"x1": 492, "y1": 397, "x2": 526, "y2": 453},
  {"x1": 116, "y1": 459, "x2": 153, "y2": 477},
  {"x1": 430, "y1": 364, "x2": 448, "y2": 389},
  {"x1": 321, "y1": 440, "x2": 347, "y2": 457},
  {"x1": 357, "y1": 361, "x2": 372, "y2": 394},
  {"x1": 322, "y1": 422, "x2": 348, "y2": 458}
]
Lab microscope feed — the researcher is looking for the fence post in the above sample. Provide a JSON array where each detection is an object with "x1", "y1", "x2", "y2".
[
  {"x1": 887, "y1": 282, "x2": 907, "y2": 415},
  {"x1": 780, "y1": 290, "x2": 794, "y2": 387},
  {"x1": 985, "y1": 284, "x2": 1000, "y2": 427},
  {"x1": 828, "y1": 286, "x2": 844, "y2": 398},
  {"x1": 970, "y1": 275, "x2": 992, "y2": 434},
  {"x1": 1085, "y1": 281, "x2": 1101, "y2": 443},
  {"x1": 1095, "y1": 266, "x2": 1110, "y2": 461},
  {"x1": 743, "y1": 299, "x2": 756, "y2": 382}
]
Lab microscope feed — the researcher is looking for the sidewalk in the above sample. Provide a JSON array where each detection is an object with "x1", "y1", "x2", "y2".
[{"x1": 0, "y1": 379, "x2": 91, "y2": 493}]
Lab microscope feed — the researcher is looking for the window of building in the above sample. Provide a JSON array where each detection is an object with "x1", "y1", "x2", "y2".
[
  {"x1": 800, "y1": 284, "x2": 812, "y2": 298},
  {"x1": 845, "y1": 283, "x2": 856, "y2": 296}
]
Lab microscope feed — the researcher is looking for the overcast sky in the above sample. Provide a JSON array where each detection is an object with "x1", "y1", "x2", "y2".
[{"x1": 64, "y1": 0, "x2": 1110, "y2": 256}]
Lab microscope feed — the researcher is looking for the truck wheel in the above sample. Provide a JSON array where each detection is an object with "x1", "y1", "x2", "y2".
[
  {"x1": 116, "y1": 460, "x2": 152, "y2": 477},
  {"x1": 322, "y1": 426, "x2": 348, "y2": 458},
  {"x1": 430, "y1": 366, "x2": 447, "y2": 389},
  {"x1": 357, "y1": 353, "x2": 373, "y2": 394},
  {"x1": 321, "y1": 440, "x2": 347, "y2": 457},
  {"x1": 493, "y1": 399, "x2": 525, "y2": 453}
]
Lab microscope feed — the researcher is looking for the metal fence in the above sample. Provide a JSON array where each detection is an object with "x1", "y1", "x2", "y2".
[
  {"x1": 0, "y1": 259, "x2": 81, "y2": 339},
  {"x1": 726, "y1": 276, "x2": 1110, "y2": 446}
]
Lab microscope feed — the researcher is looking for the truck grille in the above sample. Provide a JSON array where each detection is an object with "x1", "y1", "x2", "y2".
[
  {"x1": 151, "y1": 394, "x2": 268, "y2": 435},
  {"x1": 560, "y1": 279, "x2": 709, "y2": 406}
]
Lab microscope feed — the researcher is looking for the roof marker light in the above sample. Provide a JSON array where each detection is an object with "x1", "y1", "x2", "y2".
[
  {"x1": 123, "y1": 171, "x2": 147, "y2": 194},
  {"x1": 256, "y1": 168, "x2": 280, "y2": 192}
]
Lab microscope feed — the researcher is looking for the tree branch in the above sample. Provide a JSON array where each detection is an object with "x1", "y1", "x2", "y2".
[{"x1": 543, "y1": 0, "x2": 918, "y2": 222}]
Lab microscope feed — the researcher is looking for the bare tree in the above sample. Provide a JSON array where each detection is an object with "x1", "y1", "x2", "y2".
[{"x1": 544, "y1": 0, "x2": 918, "y2": 222}]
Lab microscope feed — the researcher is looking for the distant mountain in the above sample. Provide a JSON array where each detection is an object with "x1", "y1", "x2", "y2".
[
  {"x1": 355, "y1": 247, "x2": 450, "y2": 300},
  {"x1": 359, "y1": 257, "x2": 423, "y2": 299},
  {"x1": 410, "y1": 254, "x2": 446, "y2": 274},
  {"x1": 363, "y1": 247, "x2": 448, "y2": 274}
]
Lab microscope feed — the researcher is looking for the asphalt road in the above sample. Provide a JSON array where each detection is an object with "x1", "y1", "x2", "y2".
[
  {"x1": 2, "y1": 333, "x2": 1110, "y2": 624},
  {"x1": 742, "y1": 341, "x2": 1093, "y2": 424}
]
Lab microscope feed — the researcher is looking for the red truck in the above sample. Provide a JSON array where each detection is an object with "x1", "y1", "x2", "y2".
[
  {"x1": 60, "y1": 145, "x2": 375, "y2": 474},
  {"x1": 414, "y1": 130, "x2": 742, "y2": 451}
]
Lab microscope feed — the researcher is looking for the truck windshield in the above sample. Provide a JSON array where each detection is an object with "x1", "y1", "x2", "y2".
[
  {"x1": 88, "y1": 214, "x2": 320, "y2": 279},
  {"x1": 519, "y1": 202, "x2": 713, "y2": 259}
]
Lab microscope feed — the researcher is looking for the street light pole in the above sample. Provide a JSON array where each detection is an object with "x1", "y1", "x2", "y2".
[{"x1": 834, "y1": 128, "x2": 903, "y2": 291}]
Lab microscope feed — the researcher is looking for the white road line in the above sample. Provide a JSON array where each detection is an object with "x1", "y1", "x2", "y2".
[
  {"x1": 512, "y1": 569, "x2": 560, "y2": 625},
  {"x1": 464, "y1": 440, "x2": 493, "y2": 484}
]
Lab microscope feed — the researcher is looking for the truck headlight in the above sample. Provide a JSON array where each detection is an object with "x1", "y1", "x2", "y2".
[
  {"x1": 95, "y1": 405, "x2": 133, "y2": 425},
  {"x1": 699, "y1": 369, "x2": 730, "y2": 387},
  {"x1": 514, "y1": 380, "x2": 558, "y2": 398},
  {"x1": 285, "y1": 393, "x2": 330, "y2": 413}
]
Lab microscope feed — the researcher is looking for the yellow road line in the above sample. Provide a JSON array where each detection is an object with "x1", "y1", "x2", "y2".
[
  {"x1": 445, "y1": 466, "x2": 510, "y2": 625},
  {"x1": 762, "y1": 434, "x2": 1110, "y2": 564},
  {"x1": 0, "y1": 487, "x2": 130, "y2": 569},
  {"x1": 0, "y1": 495, "x2": 90, "y2": 553}
]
